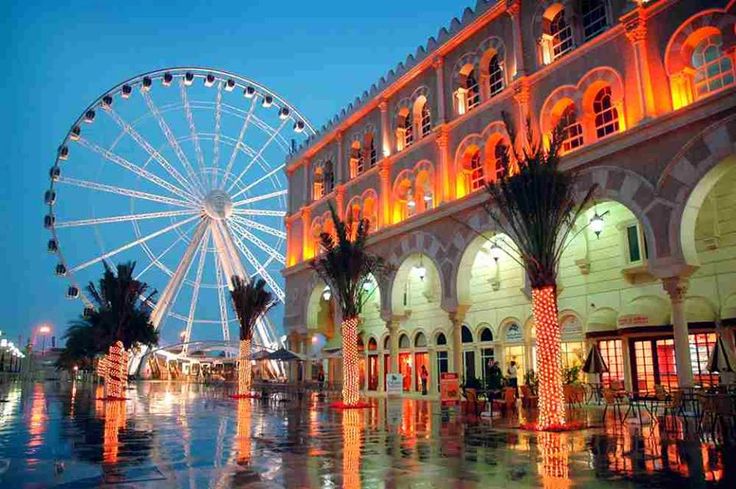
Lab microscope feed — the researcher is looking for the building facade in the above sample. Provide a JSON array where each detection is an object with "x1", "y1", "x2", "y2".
[{"x1": 283, "y1": 0, "x2": 736, "y2": 396}]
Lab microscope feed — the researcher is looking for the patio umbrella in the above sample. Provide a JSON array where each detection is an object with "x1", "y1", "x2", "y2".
[
  {"x1": 582, "y1": 344, "x2": 609, "y2": 374},
  {"x1": 706, "y1": 334, "x2": 735, "y2": 373},
  {"x1": 250, "y1": 349, "x2": 271, "y2": 361},
  {"x1": 267, "y1": 348, "x2": 305, "y2": 362}
]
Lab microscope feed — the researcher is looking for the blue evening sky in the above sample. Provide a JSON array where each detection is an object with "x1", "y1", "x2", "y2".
[{"x1": 1, "y1": 0, "x2": 468, "y2": 346}]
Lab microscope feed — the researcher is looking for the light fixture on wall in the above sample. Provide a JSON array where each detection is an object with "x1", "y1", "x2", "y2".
[
  {"x1": 413, "y1": 254, "x2": 427, "y2": 281},
  {"x1": 489, "y1": 241, "x2": 502, "y2": 262},
  {"x1": 322, "y1": 286, "x2": 332, "y2": 301},
  {"x1": 589, "y1": 206, "x2": 609, "y2": 238}
]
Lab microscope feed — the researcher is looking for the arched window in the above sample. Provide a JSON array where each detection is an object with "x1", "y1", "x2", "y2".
[
  {"x1": 399, "y1": 334, "x2": 410, "y2": 349},
  {"x1": 550, "y1": 9, "x2": 573, "y2": 61},
  {"x1": 436, "y1": 332, "x2": 447, "y2": 346},
  {"x1": 488, "y1": 54, "x2": 504, "y2": 97},
  {"x1": 469, "y1": 149, "x2": 484, "y2": 191},
  {"x1": 493, "y1": 142, "x2": 508, "y2": 181},
  {"x1": 465, "y1": 69, "x2": 480, "y2": 110},
  {"x1": 581, "y1": 0, "x2": 607, "y2": 41},
  {"x1": 324, "y1": 160, "x2": 334, "y2": 193},
  {"x1": 480, "y1": 327, "x2": 493, "y2": 342},
  {"x1": 399, "y1": 110, "x2": 414, "y2": 150},
  {"x1": 461, "y1": 325, "x2": 473, "y2": 343},
  {"x1": 559, "y1": 104, "x2": 583, "y2": 152},
  {"x1": 692, "y1": 34, "x2": 735, "y2": 99},
  {"x1": 593, "y1": 86, "x2": 619, "y2": 139},
  {"x1": 383, "y1": 336, "x2": 390, "y2": 350},
  {"x1": 312, "y1": 166, "x2": 325, "y2": 200},
  {"x1": 350, "y1": 140, "x2": 364, "y2": 178},
  {"x1": 368, "y1": 338, "x2": 378, "y2": 351},
  {"x1": 420, "y1": 102, "x2": 432, "y2": 137},
  {"x1": 365, "y1": 133, "x2": 377, "y2": 168},
  {"x1": 415, "y1": 332, "x2": 427, "y2": 348}
]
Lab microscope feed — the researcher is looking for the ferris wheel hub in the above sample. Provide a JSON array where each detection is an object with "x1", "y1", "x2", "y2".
[{"x1": 203, "y1": 189, "x2": 233, "y2": 221}]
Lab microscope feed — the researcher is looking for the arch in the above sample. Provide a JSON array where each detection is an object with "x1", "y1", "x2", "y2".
[
  {"x1": 586, "y1": 307, "x2": 617, "y2": 334},
  {"x1": 451, "y1": 52, "x2": 480, "y2": 87},
  {"x1": 664, "y1": 9, "x2": 736, "y2": 76},
  {"x1": 500, "y1": 317, "x2": 524, "y2": 342},
  {"x1": 559, "y1": 310, "x2": 584, "y2": 340},
  {"x1": 391, "y1": 160, "x2": 436, "y2": 223},
  {"x1": 345, "y1": 188, "x2": 379, "y2": 232},
  {"x1": 382, "y1": 334, "x2": 391, "y2": 351},
  {"x1": 477, "y1": 323, "x2": 494, "y2": 342},
  {"x1": 618, "y1": 296, "x2": 671, "y2": 328},
  {"x1": 461, "y1": 324, "x2": 473, "y2": 343},
  {"x1": 367, "y1": 336, "x2": 378, "y2": 351},
  {"x1": 579, "y1": 67, "x2": 626, "y2": 138},
  {"x1": 399, "y1": 333, "x2": 410, "y2": 349},
  {"x1": 657, "y1": 114, "x2": 736, "y2": 265},
  {"x1": 540, "y1": 85, "x2": 580, "y2": 136},
  {"x1": 478, "y1": 36, "x2": 507, "y2": 97},
  {"x1": 435, "y1": 331, "x2": 448, "y2": 346},
  {"x1": 414, "y1": 331, "x2": 428, "y2": 348},
  {"x1": 413, "y1": 91, "x2": 432, "y2": 139},
  {"x1": 388, "y1": 250, "x2": 444, "y2": 317}
]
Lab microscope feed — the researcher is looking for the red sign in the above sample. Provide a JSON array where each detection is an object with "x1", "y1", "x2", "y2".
[
  {"x1": 440, "y1": 372, "x2": 460, "y2": 404},
  {"x1": 618, "y1": 314, "x2": 649, "y2": 327}
]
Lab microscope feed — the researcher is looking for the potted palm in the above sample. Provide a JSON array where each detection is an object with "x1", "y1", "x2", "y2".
[
  {"x1": 483, "y1": 114, "x2": 596, "y2": 429},
  {"x1": 82, "y1": 262, "x2": 158, "y2": 399},
  {"x1": 230, "y1": 276, "x2": 276, "y2": 398},
  {"x1": 310, "y1": 204, "x2": 388, "y2": 408}
]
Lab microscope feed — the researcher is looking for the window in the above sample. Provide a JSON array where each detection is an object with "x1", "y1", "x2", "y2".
[
  {"x1": 633, "y1": 338, "x2": 678, "y2": 392},
  {"x1": 350, "y1": 141, "x2": 364, "y2": 178},
  {"x1": 402, "y1": 112, "x2": 414, "y2": 148},
  {"x1": 692, "y1": 34, "x2": 735, "y2": 98},
  {"x1": 581, "y1": 0, "x2": 607, "y2": 41},
  {"x1": 383, "y1": 336, "x2": 390, "y2": 350},
  {"x1": 466, "y1": 70, "x2": 480, "y2": 110},
  {"x1": 479, "y1": 327, "x2": 493, "y2": 342},
  {"x1": 625, "y1": 223, "x2": 648, "y2": 263},
  {"x1": 469, "y1": 150, "x2": 484, "y2": 191},
  {"x1": 598, "y1": 339, "x2": 624, "y2": 387},
  {"x1": 550, "y1": 10, "x2": 574, "y2": 60},
  {"x1": 493, "y1": 143, "x2": 508, "y2": 181},
  {"x1": 505, "y1": 322, "x2": 523, "y2": 342},
  {"x1": 436, "y1": 350, "x2": 448, "y2": 391},
  {"x1": 593, "y1": 86, "x2": 619, "y2": 139},
  {"x1": 324, "y1": 161, "x2": 334, "y2": 194},
  {"x1": 415, "y1": 332, "x2": 427, "y2": 348},
  {"x1": 559, "y1": 104, "x2": 583, "y2": 152},
  {"x1": 436, "y1": 333, "x2": 447, "y2": 346},
  {"x1": 480, "y1": 347, "x2": 495, "y2": 385},
  {"x1": 488, "y1": 54, "x2": 504, "y2": 97},
  {"x1": 560, "y1": 341, "x2": 585, "y2": 369},
  {"x1": 366, "y1": 135, "x2": 377, "y2": 168},
  {"x1": 461, "y1": 325, "x2": 474, "y2": 343},
  {"x1": 689, "y1": 333, "x2": 718, "y2": 387},
  {"x1": 399, "y1": 334, "x2": 410, "y2": 349},
  {"x1": 420, "y1": 103, "x2": 432, "y2": 137}
]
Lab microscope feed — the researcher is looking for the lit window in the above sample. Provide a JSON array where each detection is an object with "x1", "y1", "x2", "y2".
[
  {"x1": 350, "y1": 142, "x2": 364, "y2": 178},
  {"x1": 598, "y1": 339, "x2": 624, "y2": 387},
  {"x1": 466, "y1": 70, "x2": 480, "y2": 110},
  {"x1": 313, "y1": 166, "x2": 325, "y2": 200},
  {"x1": 559, "y1": 104, "x2": 583, "y2": 152},
  {"x1": 488, "y1": 54, "x2": 504, "y2": 97},
  {"x1": 593, "y1": 86, "x2": 619, "y2": 139},
  {"x1": 420, "y1": 103, "x2": 432, "y2": 137},
  {"x1": 689, "y1": 333, "x2": 718, "y2": 387},
  {"x1": 581, "y1": 0, "x2": 607, "y2": 41},
  {"x1": 550, "y1": 10, "x2": 574, "y2": 60},
  {"x1": 692, "y1": 34, "x2": 735, "y2": 98},
  {"x1": 493, "y1": 143, "x2": 508, "y2": 181},
  {"x1": 469, "y1": 150, "x2": 484, "y2": 191},
  {"x1": 367, "y1": 136, "x2": 377, "y2": 168},
  {"x1": 323, "y1": 161, "x2": 334, "y2": 194},
  {"x1": 403, "y1": 112, "x2": 414, "y2": 148}
]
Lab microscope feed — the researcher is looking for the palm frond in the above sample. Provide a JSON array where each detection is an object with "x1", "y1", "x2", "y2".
[{"x1": 230, "y1": 276, "x2": 276, "y2": 341}]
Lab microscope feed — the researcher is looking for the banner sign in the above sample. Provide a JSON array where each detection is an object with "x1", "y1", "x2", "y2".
[
  {"x1": 386, "y1": 373, "x2": 403, "y2": 396},
  {"x1": 440, "y1": 372, "x2": 460, "y2": 403}
]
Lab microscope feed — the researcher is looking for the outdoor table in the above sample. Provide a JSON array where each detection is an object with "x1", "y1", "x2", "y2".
[
  {"x1": 585, "y1": 382, "x2": 603, "y2": 404},
  {"x1": 623, "y1": 392, "x2": 666, "y2": 424}
]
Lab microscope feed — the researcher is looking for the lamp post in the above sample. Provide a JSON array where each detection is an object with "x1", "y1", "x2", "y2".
[{"x1": 38, "y1": 325, "x2": 52, "y2": 356}]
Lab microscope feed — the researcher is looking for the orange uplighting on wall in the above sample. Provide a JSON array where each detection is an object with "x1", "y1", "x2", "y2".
[{"x1": 532, "y1": 286, "x2": 566, "y2": 429}]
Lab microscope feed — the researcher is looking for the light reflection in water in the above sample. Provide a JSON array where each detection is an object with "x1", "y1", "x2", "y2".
[
  {"x1": 538, "y1": 431, "x2": 570, "y2": 489},
  {"x1": 342, "y1": 409, "x2": 362, "y2": 489},
  {"x1": 28, "y1": 384, "x2": 47, "y2": 449},
  {"x1": 102, "y1": 400, "x2": 126, "y2": 464}
]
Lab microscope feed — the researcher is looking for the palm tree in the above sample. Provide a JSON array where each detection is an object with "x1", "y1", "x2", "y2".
[
  {"x1": 230, "y1": 276, "x2": 276, "y2": 396},
  {"x1": 56, "y1": 322, "x2": 98, "y2": 372},
  {"x1": 483, "y1": 114, "x2": 595, "y2": 429},
  {"x1": 310, "y1": 204, "x2": 388, "y2": 406},
  {"x1": 83, "y1": 261, "x2": 158, "y2": 399}
]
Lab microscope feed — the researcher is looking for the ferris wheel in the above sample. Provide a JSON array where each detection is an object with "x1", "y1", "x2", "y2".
[{"x1": 44, "y1": 67, "x2": 315, "y2": 358}]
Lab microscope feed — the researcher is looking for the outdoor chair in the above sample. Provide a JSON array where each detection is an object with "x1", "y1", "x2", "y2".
[
  {"x1": 564, "y1": 384, "x2": 585, "y2": 407},
  {"x1": 602, "y1": 388, "x2": 624, "y2": 422},
  {"x1": 520, "y1": 384, "x2": 538, "y2": 409},
  {"x1": 492, "y1": 387, "x2": 517, "y2": 415},
  {"x1": 463, "y1": 388, "x2": 483, "y2": 417},
  {"x1": 699, "y1": 393, "x2": 736, "y2": 442}
]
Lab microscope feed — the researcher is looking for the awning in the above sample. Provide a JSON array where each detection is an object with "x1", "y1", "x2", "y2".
[
  {"x1": 586, "y1": 307, "x2": 618, "y2": 334},
  {"x1": 707, "y1": 332, "x2": 735, "y2": 373},
  {"x1": 618, "y1": 296, "x2": 670, "y2": 328},
  {"x1": 266, "y1": 348, "x2": 305, "y2": 361}
]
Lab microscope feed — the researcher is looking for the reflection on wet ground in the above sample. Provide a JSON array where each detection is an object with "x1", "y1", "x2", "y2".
[{"x1": 0, "y1": 381, "x2": 732, "y2": 488}]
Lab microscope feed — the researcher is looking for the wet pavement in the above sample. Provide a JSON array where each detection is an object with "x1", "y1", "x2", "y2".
[{"x1": 0, "y1": 380, "x2": 732, "y2": 488}]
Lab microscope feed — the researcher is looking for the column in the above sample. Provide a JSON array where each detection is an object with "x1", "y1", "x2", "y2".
[
  {"x1": 621, "y1": 337, "x2": 634, "y2": 391},
  {"x1": 622, "y1": 7, "x2": 656, "y2": 121},
  {"x1": 388, "y1": 320, "x2": 399, "y2": 375},
  {"x1": 378, "y1": 351, "x2": 385, "y2": 392},
  {"x1": 507, "y1": 0, "x2": 525, "y2": 78},
  {"x1": 335, "y1": 185, "x2": 346, "y2": 220},
  {"x1": 302, "y1": 334, "x2": 313, "y2": 382},
  {"x1": 436, "y1": 126, "x2": 451, "y2": 203},
  {"x1": 336, "y1": 131, "x2": 345, "y2": 184},
  {"x1": 428, "y1": 347, "x2": 437, "y2": 394},
  {"x1": 379, "y1": 100, "x2": 391, "y2": 157},
  {"x1": 301, "y1": 207, "x2": 312, "y2": 260},
  {"x1": 433, "y1": 56, "x2": 446, "y2": 124},
  {"x1": 663, "y1": 277, "x2": 694, "y2": 388},
  {"x1": 379, "y1": 163, "x2": 391, "y2": 228},
  {"x1": 302, "y1": 158, "x2": 311, "y2": 206},
  {"x1": 449, "y1": 311, "x2": 464, "y2": 377},
  {"x1": 513, "y1": 78, "x2": 531, "y2": 152}
]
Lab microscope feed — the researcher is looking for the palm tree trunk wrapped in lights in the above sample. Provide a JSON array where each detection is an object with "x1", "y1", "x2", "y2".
[
  {"x1": 230, "y1": 276, "x2": 275, "y2": 398},
  {"x1": 311, "y1": 204, "x2": 388, "y2": 408},
  {"x1": 482, "y1": 113, "x2": 596, "y2": 430}
]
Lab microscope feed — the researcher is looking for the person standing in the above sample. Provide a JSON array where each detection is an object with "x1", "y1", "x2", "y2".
[
  {"x1": 507, "y1": 360, "x2": 518, "y2": 395},
  {"x1": 420, "y1": 365, "x2": 429, "y2": 395}
]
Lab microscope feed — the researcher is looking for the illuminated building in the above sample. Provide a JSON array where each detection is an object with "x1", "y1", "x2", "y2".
[{"x1": 284, "y1": 0, "x2": 736, "y2": 396}]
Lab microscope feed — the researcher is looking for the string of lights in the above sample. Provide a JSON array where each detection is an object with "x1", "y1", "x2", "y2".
[
  {"x1": 341, "y1": 317, "x2": 360, "y2": 406},
  {"x1": 238, "y1": 338, "x2": 252, "y2": 396}
]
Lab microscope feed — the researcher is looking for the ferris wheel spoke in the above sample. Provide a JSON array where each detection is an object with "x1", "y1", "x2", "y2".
[
  {"x1": 232, "y1": 208, "x2": 286, "y2": 218},
  {"x1": 219, "y1": 97, "x2": 257, "y2": 189},
  {"x1": 229, "y1": 163, "x2": 285, "y2": 201},
  {"x1": 214, "y1": 255, "x2": 231, "y2": 342},
  {"x1": 135, "y1": 220, "x2": 200, "y2": 280},
  {"x1": 55, "y1": 209, "x2": 198, "y2": 229},
  {"x1": 75, "y1": 137, "x2": 198, "y2": 204},
  {"x1": 231, "y1": 189, "x2": 287, "y2": 207},
  {"x1": 104, "y1": 107, "x2": 204, "y2": 199},
  {"x1": 226, "y1": 118, "x2": 289, "y2": 193},
  {"x1": 211, "y1": 83, "x2": 224, "y2": 190},
  {"x1": 69, "y1": 214, "x2": 201, "y2": 273},
  {"x1": 57, "y1": 176, "x2": 197, "y2": 209},
  {"x1": 141, "y1": 88, "x2": 207, "y2": 193},
  {"x1": 182, "y1": 227, "x2": 210, "y2": 351},
  {"x1": 149, "y1": 220, "x2": 209, "y2": 329},
  {"x1": 179, "y1": 80, "x2": 208, "y2": 186},
  {"x1": 230, "y1": 215, "x2": 286, "y2": 240},
  {"x1": 228, "y1": 224, "x2": 285, "y2": 302},
  {"x1": 229, "y1": 219, "x2": 285, "y2": 265}
]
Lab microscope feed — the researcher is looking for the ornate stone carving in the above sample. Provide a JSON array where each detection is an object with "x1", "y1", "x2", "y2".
[{"x1": 662, "y1": 277, "x2": 689, "y2": 304}]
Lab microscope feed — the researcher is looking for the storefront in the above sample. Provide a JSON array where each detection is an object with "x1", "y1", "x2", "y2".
[
  {"x1": 413, "y1": 332, "x2": 429, "y2": 392},
  {"x1": 398, "y1": 333, "x2": 412, "y2": 391},
  {"x1": 367, "y1": 337, "x2": 379, "y2": 391},
  {"x1": 502, "y1": 320, "x2": 526, "y2": 379}
]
